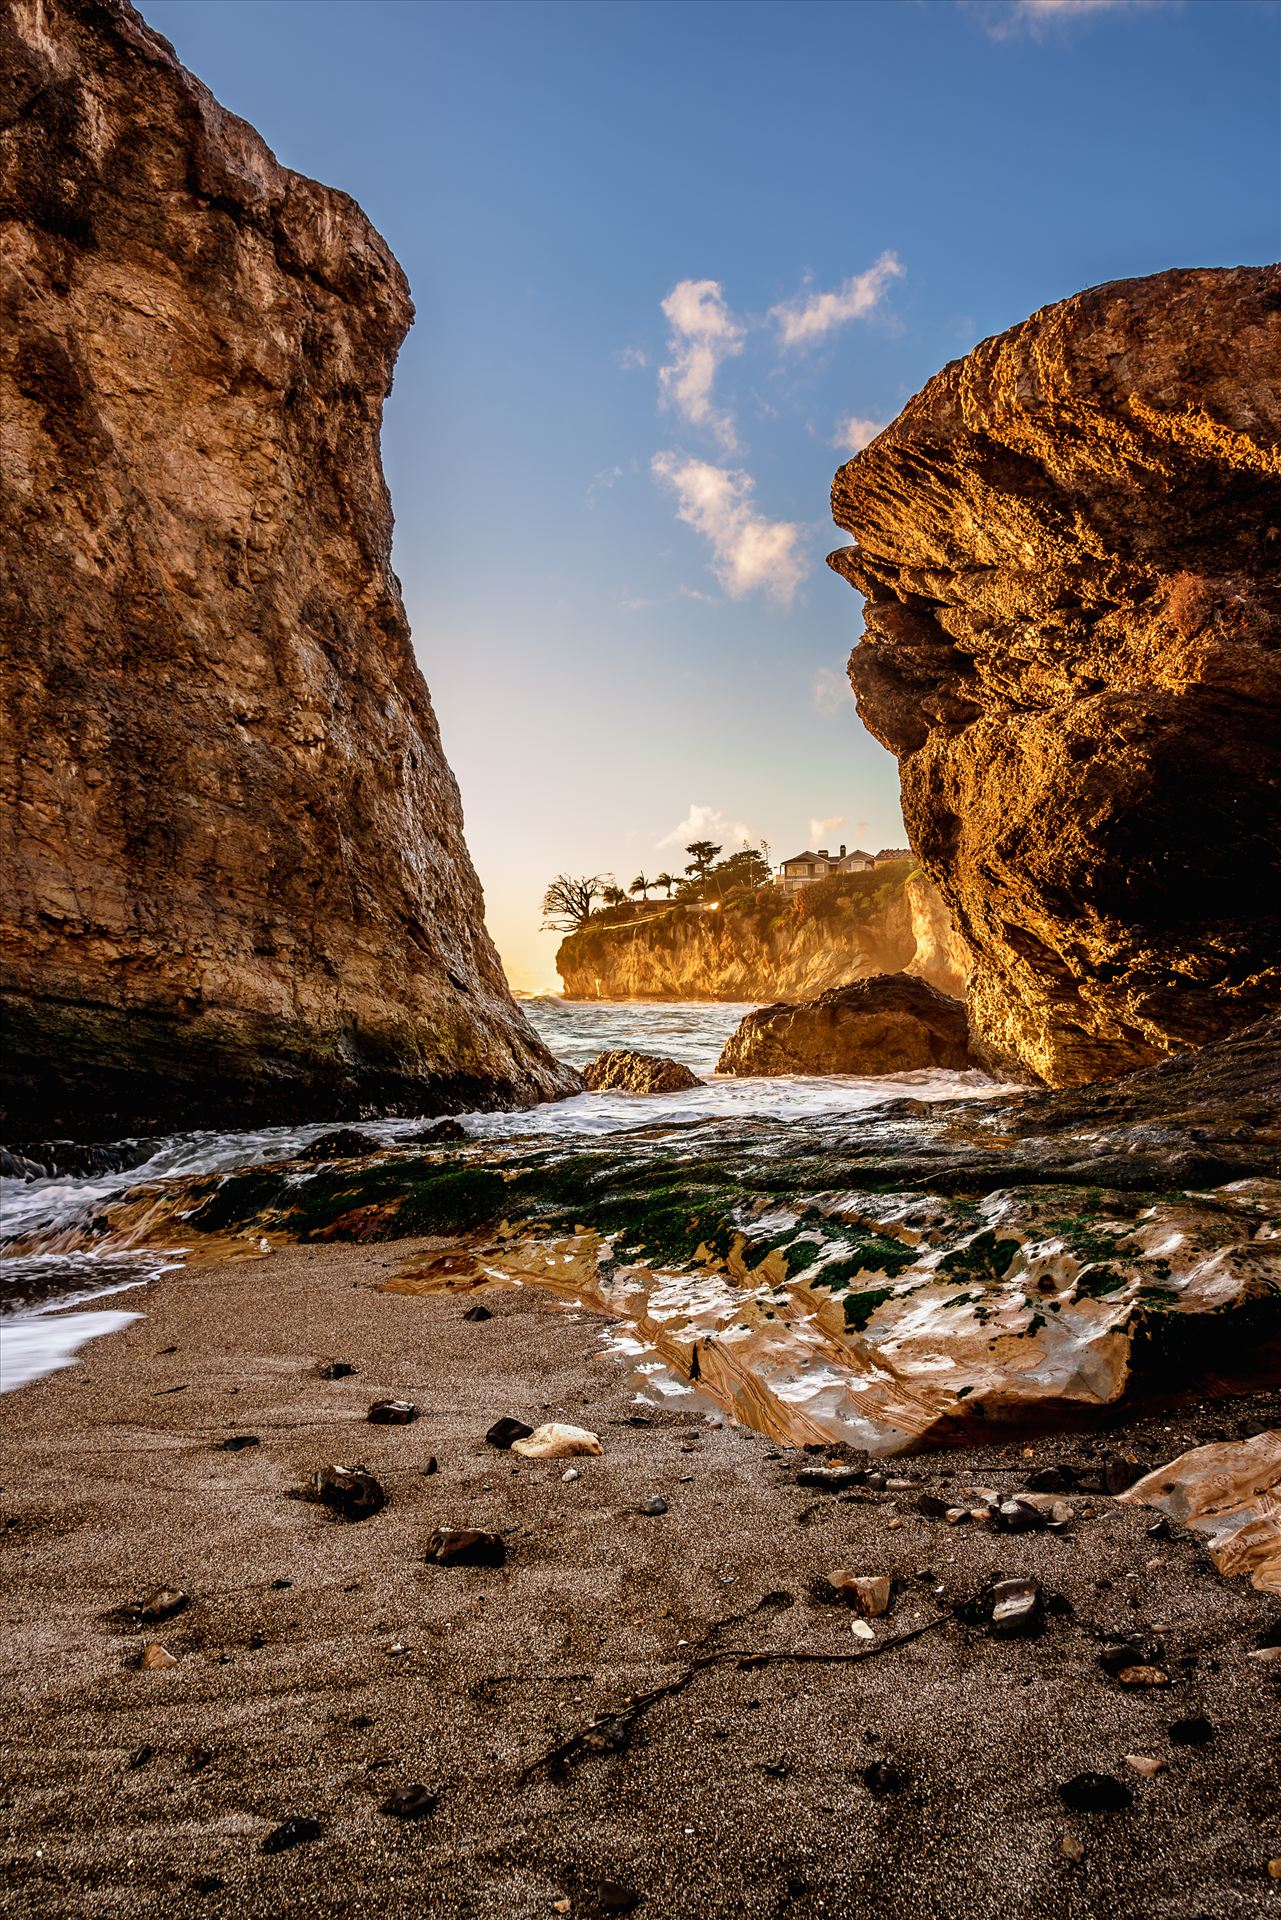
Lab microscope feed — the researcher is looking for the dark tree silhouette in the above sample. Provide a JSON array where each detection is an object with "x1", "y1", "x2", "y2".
[{"x1": 541, "y1": 873, "x2": 607, "y2": 931}]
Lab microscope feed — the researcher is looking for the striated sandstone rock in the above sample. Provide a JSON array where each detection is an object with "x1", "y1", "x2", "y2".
[
  {"x1": 556, "y1": 864, "x2": 964, "y2": 1003},
  {"x1": 0, "y1": 0, "x2": 576, "y2": 1137},
  {"x1": 581, "y1": 1050, "x2": 701, "y2": 1095},
  {"x1": 1119, "y1": 1432, "x2": 1281, "y2": 1594},
  {"x1": 716, "y1": 974, "x2": 977, "y2": 1078},
  {"x1": 904, "y1": 868, "x2": 971, "y2": 1002},
  {"x1": 829, "y1": 266, "x2": 1281, "y2": 1086}
]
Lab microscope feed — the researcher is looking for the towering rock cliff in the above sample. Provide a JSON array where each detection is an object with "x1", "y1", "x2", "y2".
[
  {"x1": 830, "y1": 266, "x2": 1281, "y2": 1085},
  {"x1": 555, "y1": 864, "x2": 967, "y2": 1003},
  {"x1": 0, "y1": 0, "x2": 576, "y2": 1136}
]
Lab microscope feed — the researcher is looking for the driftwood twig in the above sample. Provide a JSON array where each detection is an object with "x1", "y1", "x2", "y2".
[{"x1": 518, "y1": 1610, "x2": 952, "y2": 1784}]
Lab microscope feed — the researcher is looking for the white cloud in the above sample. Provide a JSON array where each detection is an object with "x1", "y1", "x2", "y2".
[
  {"x1": 658, "y1": 803, "x2": 757, "y2": 852},
  {"x1": 813, "y1": 666, "x2": 853, "y2": 714},
  {"x1": 586, "y1": 464, "x2": 624, "y2": 507},
  {"x1": 651, "y1": 452, "x2": 804, "y2": 604},
  {"x1": 772, "y1": 252, "x2": 904, "y2": 350},
  {"x1": 658, "y1": 279, "x2": 745, "y2": 449},
  {"x1": 810, "y1": 815, "x2": 846, "y2": 843},
  {"x1": 975, "y1": 0, "x2": 1170, "y2": 38},
  {"x1": 832, "y1": 415, "x2": 886, "y2": 454},
  {"x1": 619, "y1": 345, "x2": 648, "y2": 370}
]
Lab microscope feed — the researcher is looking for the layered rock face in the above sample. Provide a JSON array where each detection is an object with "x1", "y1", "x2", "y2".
[
  {"x1": 556, "y1": 864, "x2": 964, "y2": 1003},
  {"x1": 0, "y1": 0, "x2": 575, "y2": 1136},
  {"x1": 716, "y1": 974, "x2": 976, "y2": 1078},
  {"x1": 830, "y1": 267, "x2": 1281, "y2": 1085}
]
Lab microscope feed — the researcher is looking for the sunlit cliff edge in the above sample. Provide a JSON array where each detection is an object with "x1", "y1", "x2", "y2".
[
  {"x1": 555, "y1": 865, "x2": 970, "y2": 1004},
  {"x1": 830, "y1": 264, "x2": 1281, "y2": 1087}
]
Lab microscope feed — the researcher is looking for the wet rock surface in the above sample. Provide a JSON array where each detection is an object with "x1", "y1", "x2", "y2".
[
  {"x1": 582, "y1": 1051, "x2": 702, "y2": 1095},
  {"x1": 829, "y1": 265, "x2": 1281, "y2": 1086},
  {"x1": 47, "y1": 1015, "x2": 1277, "y2": 1453},
  {"x1": 0, "y1": 0, "x2": 577, "y2": 1139},
  {"x1": 716, "y1": 973, "x2": 976, "y2": 1078}
]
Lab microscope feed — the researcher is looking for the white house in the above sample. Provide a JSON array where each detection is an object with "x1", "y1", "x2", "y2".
[{"x1": 775, "y1": 843, "x2": 874, "y2": 896}]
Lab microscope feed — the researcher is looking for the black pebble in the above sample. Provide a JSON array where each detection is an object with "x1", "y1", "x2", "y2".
[
  {"x1": 463, "y1": 1303, "x2": 492, "y2": 1321},
  {"x1": 381, "y1": 1784, "x2": 438, "y2": 1819},
  {"x1": 862, "y1": 1760, "x2": 908, "y2": 1797},
  {"x1": 486, "y1": 1416, "x2": 533, "y2": 1449},
  {"x1": 596, "y1": 1884, "x2": 640, "y2": 1915},
  {"x1": 261, "y1": 1816, "x2": 323, "y2": 1853},
  {"x1": 367, "y1": 1399, "x2": 419, "y2": 1425},
  {"x1": 1169, "y1": 1715, "x2": 1215, "y2": 1746},
  {"x1": 1058, "y1": 1772, "x2": 1133, "y2": 1812},
  {"x1": 221, "y1": 1435, "x2": 260, "y2": 1452},
  {"x1": 319, "y1": 1361, "x2": 356, "y2": 1380}
]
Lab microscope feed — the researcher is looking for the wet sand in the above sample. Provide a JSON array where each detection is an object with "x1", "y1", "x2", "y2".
[{"x1": 1, "y1": 1241, "x2": 1279, "y2": 1919}]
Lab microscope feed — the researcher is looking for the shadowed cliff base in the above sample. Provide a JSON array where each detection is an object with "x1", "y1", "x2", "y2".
[
  {"x1": 829, "y1": 264, "x2": 1281, "y2": 1088},
  {"x1": 0, "y1": 0, "x2": 573, "y2": 1135}
]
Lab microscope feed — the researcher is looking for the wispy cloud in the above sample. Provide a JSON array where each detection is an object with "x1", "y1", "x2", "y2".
[
  {"x1": 619, "y1": 344, "x2": 648, "y2": 370},
  {"x1": 652, "y1": 452, "x2": 804, "y2": 603},
  {"x1": 586, "y1": 464, "x2": 624, "y2": 507},
  {"x1": 658, "y1": 279, "x2": 745, "y2": 449},
  {"x1": 809, "y1": 814, "x2": 846, "y2": 843},
  {"x1": 974, "y1": 0, "x2": 1170, "y2": 39},
  {"x1": 658, "y1": 803, "x2": 757, "y2": 852},
  {"x1": 813, "y1": 666, "x2": 853, "y2": 714},
  {"x1": 772, "y1": 252, "x2": 904, "y2": 350},
  {"x1": 832, "y1": 414, "x2": 886, "y2": 454}
]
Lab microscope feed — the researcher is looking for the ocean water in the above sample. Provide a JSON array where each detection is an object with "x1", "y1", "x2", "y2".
[{"x1": 0, "y1": 999, "x2": 1002, "y2": 1390}]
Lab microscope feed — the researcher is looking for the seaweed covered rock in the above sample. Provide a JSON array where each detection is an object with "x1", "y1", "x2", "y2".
[
  {"x1": 0, "y1": 0, "x2": 577, "y2": 1137},
  {"x1": 829, "y1": 266, "x2": 1281, "y2": 1086},
  {"x1": 717, "y1": 974, "x2": 976, "y2": 1078}
]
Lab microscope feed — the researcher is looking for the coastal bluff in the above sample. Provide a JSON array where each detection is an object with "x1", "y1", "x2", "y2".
[
  {"x1": 555, "y1": 864, "x2": 970, "y2": 1004},
  {"x1": 0, "y1": 0, "x2": 575, "y2": 1135},
  {"x1": 830, "y1": 266, "x2": 1281, "y2": 1086}
]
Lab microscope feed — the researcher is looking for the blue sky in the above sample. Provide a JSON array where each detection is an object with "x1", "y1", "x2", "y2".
[{"x1": 140, "y1": 0, "x2": 1279, "y2": 988}]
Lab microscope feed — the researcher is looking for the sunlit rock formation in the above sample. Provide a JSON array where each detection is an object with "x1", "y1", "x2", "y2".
[
  {"x1": 830, "y1": 266, "x2": 1281, "y2": 1086},
  {"x1": 556, "y1": 864, "x2": 964, "y2": 1002},
  {"x1": 0, "y1": 0, "x2": 576, "y2": 1136},
  {"x1": 717, "y1": 974, "x2": 976, "y2": 1078}
]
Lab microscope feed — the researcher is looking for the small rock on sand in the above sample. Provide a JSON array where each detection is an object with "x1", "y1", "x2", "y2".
[
  {"x1": 510, "y1": 1422, "x2": 602, "y2": 1458},
  {"x1": 828, "y1": 1572, "x2": 892, "y2": 1617},
  {"x1": 1058, "y1": 1773, "x2": 1133, "y2": 1813},
  {"x1": 261, "y1": 1816, "x2": 323, "y2": 1853},
  {"x1": 486, "y1": 1416, "x2": 534, "y2": 1449},
  {"x1": 426, "y1": 1528, "x2": 508, "y2": 1568},
  {"x1": 381, "y1": 1784, "x2": 438, "y2": 1818},
  {"x1": 314, "y1": 1464, "x2": 386, "y2": 1521},
  {"x1": 138, "y1": 1587, "x2": 189, "y2": 1623},
  {"x1": 367, "y1": 1399, "x2": 418, "y2": 1425},
  {"x1": 138, "y1": 1642, "x2": 178, "y2": 1670}
]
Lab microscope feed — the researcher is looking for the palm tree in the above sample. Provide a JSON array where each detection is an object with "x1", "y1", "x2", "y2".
[
  {"x1": 629, "y1": 873, "x2": 652, "y2": 899},
  {"x1": 655, "y1": 870, "x2": 674, "y2": 898}
]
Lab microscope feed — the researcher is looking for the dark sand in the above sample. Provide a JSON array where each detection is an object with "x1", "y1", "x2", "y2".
[{"x1": 1, "y1": 1241, "x2": 1278, "y2": 1919}]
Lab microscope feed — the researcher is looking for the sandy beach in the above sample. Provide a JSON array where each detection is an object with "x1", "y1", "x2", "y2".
[{"x1": 1, "y1": 1241, "x2": 1278, "y2": 1919}]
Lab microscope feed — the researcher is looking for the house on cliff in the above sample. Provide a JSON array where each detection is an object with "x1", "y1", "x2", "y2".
[{"x1": 775, "y1": 844, "x2": 874, "y2": 896}]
